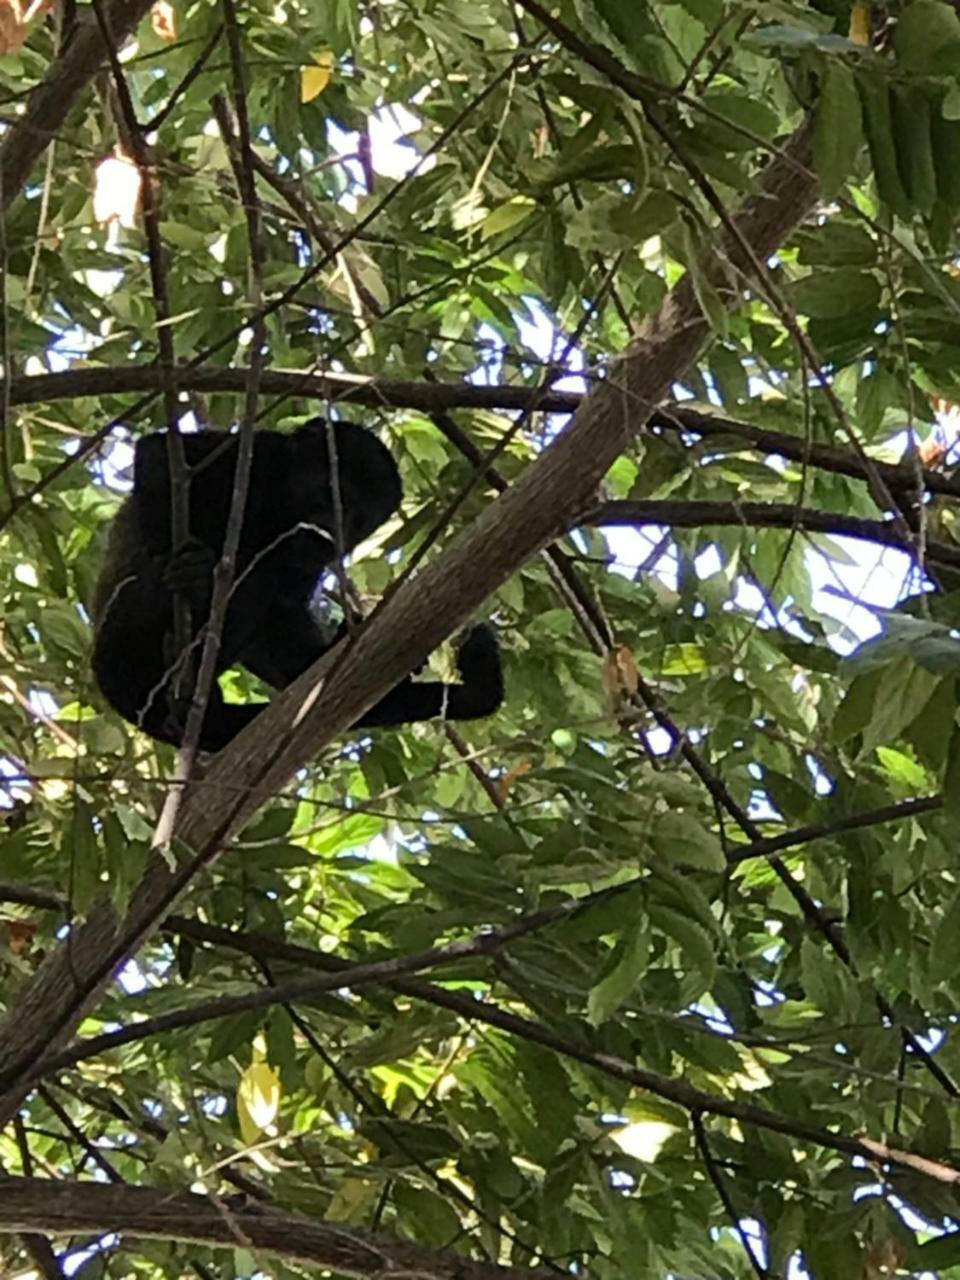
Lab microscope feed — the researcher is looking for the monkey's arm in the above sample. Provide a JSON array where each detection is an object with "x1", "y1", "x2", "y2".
[
  {"x1": 245, "y1": 615, "x2": 504, "y2": 729},
  {"x1": 91, "y1": 507, "x2": 267, "y2": 750},
  {"x1": 354, "y1": 625, "x2": 504, "y2": 728},
  {"x1": 91, "y1": 505, "x2": 181, "y2": 741}
]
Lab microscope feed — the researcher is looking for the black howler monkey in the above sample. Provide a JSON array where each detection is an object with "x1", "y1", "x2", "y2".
[{"x1": 91, "y1": 419, "x2": 503, "y2": 751}]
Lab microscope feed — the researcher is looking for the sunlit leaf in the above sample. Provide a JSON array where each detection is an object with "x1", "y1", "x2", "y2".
[
  {"x1": 93, "y1": 152, "x2": 141, "y2": 229},
  {"x1": 301, "y1": 48, "x2": 335, "y2": 103},
  {"x1": 237, "y1": 1062, "x2": 281, "y2": 1146}
]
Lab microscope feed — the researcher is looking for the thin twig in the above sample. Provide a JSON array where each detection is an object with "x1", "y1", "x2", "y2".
[
  {"x1": 27, "y1": 894, "x2": 619, "y2": 1080},
  {"x1": 143, "y1": 23, "x2": 224, "y2": 134},
  {"x1": 586, "y1": 498, "x2": 960, "y2": 570},
  {"x1": 693, "y1": 1112, "x2": 769, "y2": 1279},
  {"x1": 168, "y1": 54, "x2": 266, "y2": 766},
  {"x1": 37, "y1": 1086, "x2": 123, "y2": 1183},
  {"x1": 90, "y1": 0, "x2": 192, "y2": 691}
]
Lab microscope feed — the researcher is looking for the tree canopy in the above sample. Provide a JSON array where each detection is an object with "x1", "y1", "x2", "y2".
[{"x1": 5, "y1": 0, "x2": 960, "y2": 1276}]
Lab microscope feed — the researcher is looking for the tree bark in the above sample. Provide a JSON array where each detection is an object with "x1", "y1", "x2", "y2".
[{"x1": 0, "y1": 1178, "x2": 552, "y2": 1278}]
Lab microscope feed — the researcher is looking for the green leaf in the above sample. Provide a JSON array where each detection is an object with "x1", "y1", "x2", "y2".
[
  {"x1": 833, "y1": 667, "x2": 883, "y2": 743},
  {"x1": 567, "y1": 191, "x2": 678, "y2": 253},
  {"x1": 207, "y1": 1011, "x2": 262, "y2": 1064},
  {"x1": 892, "y1": 85, "x2": 937, "y2": 215},
  {"x1": 875, "y1": 746, "x2": 928, "y2": 790},
  {"x1": 790, "y1": 269, "x2": 881, "y2": 319},
  {"x1": 698, "y1": 90, "x2": 781, "y2": 151},
  {"x1": 587, "y1": 918, "x2": 651, "y2": 1025},
  {"x1": 312, "y1": 812, "x2": 384, "y2": 855},
  {"x1": 932, "y1": 107, "x2": 960, "y2": 211},
  {"x1": 61, "y1": 805, "x2": 101, "y2": 915},
  {"x1": 858, "y1": 72, "x2": 912, "y2": 217},
  {"x1": 800, "y1": 937, "x2": 856, "y2": 1018},
  {"x1": 859, "y1": 657, "x2": 940, "y2": 755},
  {"x1": 768, "y1": 1201, "x2": 805, "y2": 1275},
  {"x1": 911, "y1": 1230, "x2": 960, "y2": 1269},
  {"x1": 650, "y1": 905, "x2": 717, "y2": 997},
  {"x1": 930, "y1": 888, "x2": 960, "y2": 982},
  {"x1": 158, "y1": 221, "x2": 213, "y2": 251},
  {"x1": 856, "y1": 365, "x2": 901, "y2": 432},
  {"x1": 945, "y1": 726, "x2": 960, "y2": 825},
  {"x1": 41, "y1": 605, "x2": 89, "y2": 658},
  {"x1": 688, "y1": 256, "x2": 729, "y2": 338},
  {"x1": 532, "y1": 142, "x2": 647, "y2": 193},
  {"x1": 750, "y1": 25, "x2": 863, "y2": 55},
  {"x1": 795, "y1": 221, "x2": 876, "y2": 267},
  {"x1": 814, "y1": 61, "x2": 864, "y2": 198},
  {"x1": 481, "y1": 197, "x2": 537, "y2": 240},
  {"x1": 893, "y1": 0, "x2": 960, "y2": 71},
  {"x1": 676, "y1": 0, "x2": 721, "y2": 21},
  {"x1": 653, "y1": 811, "x2": 725, "y2": 871},
  {"x1": 393, "y1": 1184, "x2": 462, "y2": 1246}
]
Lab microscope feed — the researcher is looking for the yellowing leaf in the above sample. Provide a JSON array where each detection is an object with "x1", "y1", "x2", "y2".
[
  {"x1": 728, "y1": 1046, "x2": 773, "y2": 1093},
  {"x1": 301, "y1": 49, "x2": 334, "y2": 103},
  {"x1": 237, "y1": 1062, "x2": 281, "y2": 1146},
  {"x1": 480, "y1": 196, "x2": 536, "y2": 240},
  {"x1": 327, "y1": 1176, "x2": 378, "y2": 1221},
  {"x1": 6, "y1": 919, "x2": 37, "y2": 956},
  {"x1": 919, "y1": 436, "x2": 947, "y2": 468},
  {"x1": 0, "y1": 1, "x2": 26, "y2": 55},
  {"x1": 660, "y1": 642, "x2": 708, "y2": 676},
  {"x1": 849, "y1": 0, "x2": 870, "y2": 45}
]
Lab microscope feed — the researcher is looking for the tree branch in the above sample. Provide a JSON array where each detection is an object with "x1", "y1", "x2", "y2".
[
  {"x1": 0, "y1": 1178, "x2": 552, "y2": 1279},
  {"x1": 7, "y1": 366, "x2": 958, "y2": 498},
  {"x1": 21, "y1": 924, "x2": 960, "y2": 1188},
  {"x1": 692, "y1": 1114, "x2": 769, "y2": 1280},
  {"x1": 29, "y1": 892, "x2": 618, "y2": 1082},
  {"x1": 587, "y1": 498, "x2": 960, "y2": 569}
]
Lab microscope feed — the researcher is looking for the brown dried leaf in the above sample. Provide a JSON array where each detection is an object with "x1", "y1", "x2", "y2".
[
  {"x1": 602, "y1": 645, "x2": 640, "y2": 709},
  {"x1": 0, "y1": 0, "x2": 27, "y2": 55},
  {"x1": 150, "y1": 0, "x2": 176, "y2": 42},
  {"x1": 7, "y1": 919, "x2": 37, "y2": 956},
  {"x1": 919, "y1": 437, "x2": 947, "y2": 468},
  {"x1": 495, "y1": 758, "x2": 531, "y2": 803}
]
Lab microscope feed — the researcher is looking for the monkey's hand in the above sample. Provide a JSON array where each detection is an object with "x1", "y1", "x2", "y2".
[
  {"x1": 456, "y1": 624, "x2": 501, "y2": 681},
  {"x1": 452, "y1": 624, "x2": 504, "y2": 718},
  {"x1": 162, "y1": 538, "x2": 216, "y2": 613}
]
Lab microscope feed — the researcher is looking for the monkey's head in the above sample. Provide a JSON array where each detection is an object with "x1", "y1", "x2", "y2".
[{"x1": 289, "y1": 418, "x2": 403, "y2": 552}]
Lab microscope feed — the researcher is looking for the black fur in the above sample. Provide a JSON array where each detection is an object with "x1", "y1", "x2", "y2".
[{"x1": 91, "y1": 419, "x2": 503, "y2": 750}]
